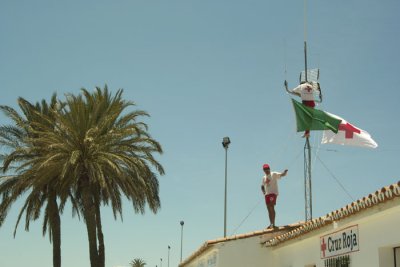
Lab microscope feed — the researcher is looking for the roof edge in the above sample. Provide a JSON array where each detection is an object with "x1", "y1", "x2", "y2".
[{"x1": 265, "y1": 180, "x2": 400, "y2": 247}]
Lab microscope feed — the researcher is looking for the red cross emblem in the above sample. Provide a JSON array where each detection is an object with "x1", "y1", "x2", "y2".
[
  {"x1": 339, "y1": 123, "x2": 361, "y2": 139},
  {"x1": 305, "y1": 85, "x2": 313, "y2": 92},
  {"x1": 321, "y1": 238, "x2": 327, "y2": 257}
]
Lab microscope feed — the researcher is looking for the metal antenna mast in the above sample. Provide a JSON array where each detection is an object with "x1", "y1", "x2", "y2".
[
  {"x1": 303, "y1": 0, "x2": 313, "y2": 222},
  {"x1": 304, "y1": 134, "x2": 312, "y2": 221}
]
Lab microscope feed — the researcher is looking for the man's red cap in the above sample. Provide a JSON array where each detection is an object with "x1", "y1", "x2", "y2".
[{"x1": 263, "y1": 164, "x2": 270, "y2": 170}]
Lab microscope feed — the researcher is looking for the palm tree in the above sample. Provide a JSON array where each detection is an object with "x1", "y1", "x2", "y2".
[
  {"x1": 0, "y1": 95, "x2": 69, "y2": 267},
  {"x1": 130, "y1": 258, "x2": 146, "y2": 267},
  {"x1": 22, "y1": 86, "x2": 164, "y2": 267}
]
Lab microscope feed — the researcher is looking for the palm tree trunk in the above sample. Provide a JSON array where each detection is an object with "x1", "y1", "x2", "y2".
[
  {"x1": 82, "y1": 189, "x2": 100, "y2": 267},
  {"x1": 95, "y1": 203, "x2": 105, "y2": 267},
  {"x1": 49, "y1": 194, "x2": 62, "y2": 267},
  {"x1": 52, "y1": 216, "x2": 61, "y2": 267}
]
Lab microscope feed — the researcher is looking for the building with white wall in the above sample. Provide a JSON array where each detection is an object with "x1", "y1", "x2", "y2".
[{"x1": 180, "y1": 181, "x2": 400, "y2": 267}]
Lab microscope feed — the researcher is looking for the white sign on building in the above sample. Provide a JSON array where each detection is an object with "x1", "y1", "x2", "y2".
[{"x1": 320, "y1": 225, "x2": 359, "y2": 259}]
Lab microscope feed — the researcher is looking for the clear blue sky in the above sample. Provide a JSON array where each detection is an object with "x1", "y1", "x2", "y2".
[{"x1": 1, "y1": 1, "x2": 399, "y2": 267}]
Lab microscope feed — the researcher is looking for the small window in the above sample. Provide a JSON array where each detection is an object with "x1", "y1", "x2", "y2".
[{"x1": 324, "y1": 255, "x2": 350, "y2": 267}]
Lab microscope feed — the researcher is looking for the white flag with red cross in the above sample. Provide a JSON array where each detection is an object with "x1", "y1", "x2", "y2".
[{"x1": 321, "y1": 112, "x2": 378, "y2": 148}]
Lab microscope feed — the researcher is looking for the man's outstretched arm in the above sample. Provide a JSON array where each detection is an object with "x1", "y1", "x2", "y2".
[{"x1": 284, "y1": 81, "x2": 300, "y2": 97}]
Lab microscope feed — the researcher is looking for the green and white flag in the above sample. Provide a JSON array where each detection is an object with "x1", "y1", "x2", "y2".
[
  {"x1": 291, "y1": 99, "x2": 378, "y2": 148},
  {"x1": 321, "y1": 113, "x2": 378, "y2": 148},
  {"x1": 291, "y1": 99, "x2": 341, "y2": 133}
]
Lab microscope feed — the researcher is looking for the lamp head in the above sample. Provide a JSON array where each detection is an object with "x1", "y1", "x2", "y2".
[{"x1": 222, "y1": 137, "x2": 231, "y2": 148}]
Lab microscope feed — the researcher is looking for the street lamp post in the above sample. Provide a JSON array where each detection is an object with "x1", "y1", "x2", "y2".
[
  {"x1": 160, "y1": 258, "x2": 162, "y2": 267},
  {"x1": 180, "y1": 221, "x2": 184, "y2": 263},
  {"x1": 168, "y1": 245, "x2": 170, "y2": 267},
  {"x1": 222, "y1": 137, "x2": 231, "y2": 237}
]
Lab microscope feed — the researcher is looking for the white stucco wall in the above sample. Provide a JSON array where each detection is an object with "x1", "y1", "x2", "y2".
[
  {"x1": 272, "y1": 199, "x2": 400, "y2": 267},
  {"x1": 272, "y1": 229, "x2": 325, "y2": 267},
  {"x1": 185, "y1": 235, "x2": 272, "y2": 267},
  {"x1": 216, "y1": 236, "x2": 270, "y2": 267},
  {"x1": 353, "y1": 202, "x2": 400, "y2": 267},
  {"x1": 186, "y1": 249, "x2": 218, "y2": 267}
]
